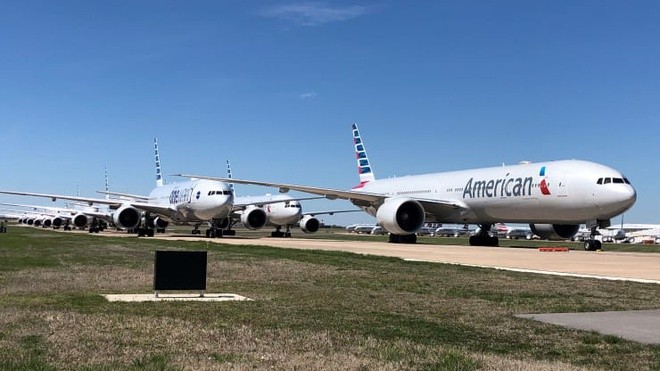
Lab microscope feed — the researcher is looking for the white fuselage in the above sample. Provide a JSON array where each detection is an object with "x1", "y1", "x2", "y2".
[
  {"x1": 356, "y1": 160, "x2": 636, "y2": 224},
  {"x1": 147, "y1": 179, "x2": 233, "y2": 223},
  {"x1": 236, "y1": 194, "x2": 303, "y2": 226}
]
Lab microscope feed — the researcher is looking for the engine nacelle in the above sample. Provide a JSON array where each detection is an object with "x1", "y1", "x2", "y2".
[
  {"x1": 112, "y1": 205, "x2": 141, "y2": 229},
  {"x1": 42, "y1": 219, "x2": 52, "y2": 228},
  {"x1": 73, "y1": 213, "x2": 89, "y2": 228},
  {"x1": 153, "y1": 217, "x2": 169, "y2": 230},
  {"x1": 241, "y1": 207, "x2": 267, "y2": 230},
  {"x1": 529, "y1": 224, "x2": 580, "y2": 240},
  {"x1": 51, "y1": 216, "x2": 64, "y2": 228},
  {"x1": 146, "y1": 217, "x2": 169, "y2": 230},
  {"x1": 376, "y1": 197, "x2": 425, "y2": 235},
  {"x1": 299, "y1": 215, "x2": 320, "y2": 234}
]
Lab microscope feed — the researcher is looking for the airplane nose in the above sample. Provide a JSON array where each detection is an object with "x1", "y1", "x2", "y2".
[{"x1": 614, "y1": 186, "x2": 637, "y2": 212}]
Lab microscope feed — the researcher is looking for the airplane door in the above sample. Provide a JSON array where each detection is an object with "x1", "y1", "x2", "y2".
[{"x1": 557, "y1": 179, "x2": 568, "y2": 197}]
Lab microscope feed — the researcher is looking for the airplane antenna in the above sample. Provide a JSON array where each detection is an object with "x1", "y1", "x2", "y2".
[
  {"x1": 226, "y1": 160, "x2": 236, "y2": 196},
  {"x1": 154, "y1": 138, "x2": 164, "y2": 187},
  {"x1": 352, "y1": 123, "x2": 376, "y2": 185}
]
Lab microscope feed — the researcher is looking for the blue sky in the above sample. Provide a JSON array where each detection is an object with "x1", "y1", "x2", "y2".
[{"x1": 1, "y1": 1, "x2": 658, "y2": 226}]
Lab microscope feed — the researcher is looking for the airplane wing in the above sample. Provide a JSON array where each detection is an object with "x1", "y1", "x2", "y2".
[
  {"x1": 96, "y1": 190, "x2": 149, "y2": 201},
  {"x1": 128, "y1": 201, "x2": 178, "y2": 218},
  {"x1": 0, "y1": 190, "x2": 176, "y2": 219},
  {"x1": 176, "y1": 175, "x2": 470, "y2": 216},
  {"x1": 176, "y1": 175, "x2": 384, "y2": 202},
  {"x1": 0, "y1": 190, "x2": 124, "y2": 207},
  {"x1": 232, "y1": 196, "x2": 324, "y2": 210},
  {"x1": 304, "y1": 209, "x2": 362, "y2": 217}
]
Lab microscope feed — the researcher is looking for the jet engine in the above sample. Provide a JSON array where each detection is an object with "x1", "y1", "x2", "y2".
[
  {"x1": 73, "y1": 213, "x2": 89, "y2": 228},
  {"x1": 241, "y1": 207, "x2": 267, "y2": 230},
  {"x1": 529, "y1": 224, "x2": 580, "y2": 240},
  {"x1": 112, "y1": 205, "x2": 141, "y2": 229},
  {"x1": 299, "y1": 215, "x2": 320, "y2": 233},
  {"x1": 376, "y1": 197, "x2": 425, "y2": 235},
  {"x1": 51, "y1": 216, "x2": 65, "y2": 228},
  {"x1": 147, "y1": 217, "x2": 169, "y2": 230},
  {"x1": 42, "y1": 219, "x2": 52, "y2": 228}
]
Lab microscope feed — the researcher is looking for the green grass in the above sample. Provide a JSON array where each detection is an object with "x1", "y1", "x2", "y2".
[{"x1": 0, "y1": 227, "x2": 659, "y2": 370}]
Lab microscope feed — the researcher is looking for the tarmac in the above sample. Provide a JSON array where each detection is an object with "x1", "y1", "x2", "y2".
[{"x1": 159, "y1": 235, "x2": 660, "y2": 283}]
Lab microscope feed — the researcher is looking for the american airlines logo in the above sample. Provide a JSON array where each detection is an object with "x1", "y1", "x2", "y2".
[{"x1": 462, "y1": 167, "x2": 550, "y2": 199}]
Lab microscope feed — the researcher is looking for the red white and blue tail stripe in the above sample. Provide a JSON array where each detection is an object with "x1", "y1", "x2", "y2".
[
  {"x1": 154, "y1": 138, "x2": 164, "y2": 187},
  {"x1": 352, "y1": 123, "x2": 375, "y2": 189}
]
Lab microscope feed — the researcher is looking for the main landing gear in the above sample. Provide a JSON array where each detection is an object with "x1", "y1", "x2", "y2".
[
  {"x1": 388, "y1": 233, "x2": 417, "y2": 243},
  {"x1": 469, "y1": 224, "x2": 499, "y2": 246},
  {"x1": 271, "y1": 226, "x2": 292, "y2": 238}
]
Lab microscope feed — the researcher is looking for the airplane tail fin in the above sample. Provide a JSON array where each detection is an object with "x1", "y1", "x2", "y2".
[
  {"x1": 226, "y1": 160, "x2": 236, "y2": 196},
  {"x1": 154, "y1": 138, "x2": 164, "y2": 187},
  {"x1": 352, "y1": 123, "x2": 375, "y2": 188},
  {"x1": 104, "y1": 166, "x2": 110, "y2": 200}
]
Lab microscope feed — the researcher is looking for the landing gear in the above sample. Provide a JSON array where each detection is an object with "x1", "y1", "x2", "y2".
[
  {"x1": 191, "y1": 224, "x2": 202, "y2": 235},
  {"x1": 270, "y1": 226, "x2": 292, "y2": 238},
  {"x1": 388, "y1": 233, "x2": 417, "y2": 243},
  {"x1": 136, "y1": 213, "x2": 156, "y2": 237},
  {"x1": 205, "y1": 218, "x2": 226, "y2": 238},
  {"x1": 584, "y1": 239, "x2": 602, "y2": 251},
  {"x1": 584, "y1": 223, "x2": 603, "y2": 251},
  {"x1": 469, "y1": 224, "x2": 499, "y2": 246},
  {"x1": 88, "y1": 218, "x2": 102, "y2": 233}
]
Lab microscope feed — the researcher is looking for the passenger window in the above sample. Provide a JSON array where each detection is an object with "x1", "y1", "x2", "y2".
[
  {"x1": 597, "y1": 178, "x2": 603, "y2": 185},
  {"x1": 604, "y1": 178, "x2": 611, "y2": 184}
]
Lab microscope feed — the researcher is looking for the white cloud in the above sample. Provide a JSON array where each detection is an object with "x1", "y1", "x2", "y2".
[
  {"x1": 260, "y1": 2, "x2": 371, "y2": 26},
  {"x1": 299, "y1": 92, "x2": 317, "y2": 99}
]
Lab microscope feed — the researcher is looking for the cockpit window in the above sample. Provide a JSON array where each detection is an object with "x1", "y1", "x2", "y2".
[
  {"x1": 598, "y1": 177, "x2": 630, "y2": 185},
  {"x1": 208, "y1": 190, "x2": 230, "y2": 196}
]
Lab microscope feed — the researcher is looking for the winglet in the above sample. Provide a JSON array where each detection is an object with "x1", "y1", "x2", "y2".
[
  {"x1": 154, "y1": 138, "x2": 164, "y2": 187},
  {"x1": 352, "y1": 123, "x2": 375, "y2": 188}
]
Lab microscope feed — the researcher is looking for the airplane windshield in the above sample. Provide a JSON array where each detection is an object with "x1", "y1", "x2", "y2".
[{"x1": 597, "y1": 177, "x2": 630, "y2": 185}]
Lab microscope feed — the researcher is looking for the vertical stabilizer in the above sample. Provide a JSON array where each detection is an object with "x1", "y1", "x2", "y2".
[
  {"x1": 226, "y1": 160, "x2": 235, "y2": 195},
  {"x1": 104, "y1": 167, "x2": 110, "y2": 200},
  {"x1": 154, "y1": 138, "x2": 164, "y2": 187},
  {"x1": 352, "y1": 123, "x2": 375, "y2": 188}
]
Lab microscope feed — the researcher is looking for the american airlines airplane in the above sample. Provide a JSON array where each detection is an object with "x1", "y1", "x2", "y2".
[
  {"x1": 178, "y1": 124, "x2": 637, "y2": 250},
  {"x1": 225, "y1": 160, "x2": 358, "y2": 237},
  {"x1": 0, "y1": 139, "x2": 234, "y2": 237}
]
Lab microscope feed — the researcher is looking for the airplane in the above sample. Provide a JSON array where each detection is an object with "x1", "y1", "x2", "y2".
[
  {"x1": 0, "y1": 202, "x2": 83, "y2": 230},
  {"x1": 225, "y1": 160, "x2": 359, "y2": 237},
  {"x1": 177, "y1": 123, "x2": 637, "y2": 250},
  {"x1": 0, "y1": 138, "x2": 234, "y2": 237},
  {"x1": 599, "y1": 221, "x2": 660, "y2": 244}
]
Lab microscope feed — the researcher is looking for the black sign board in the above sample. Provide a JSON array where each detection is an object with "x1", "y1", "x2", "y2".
[{"x1": 153, "y1": 250, "x2": 207, "y2": 292}]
